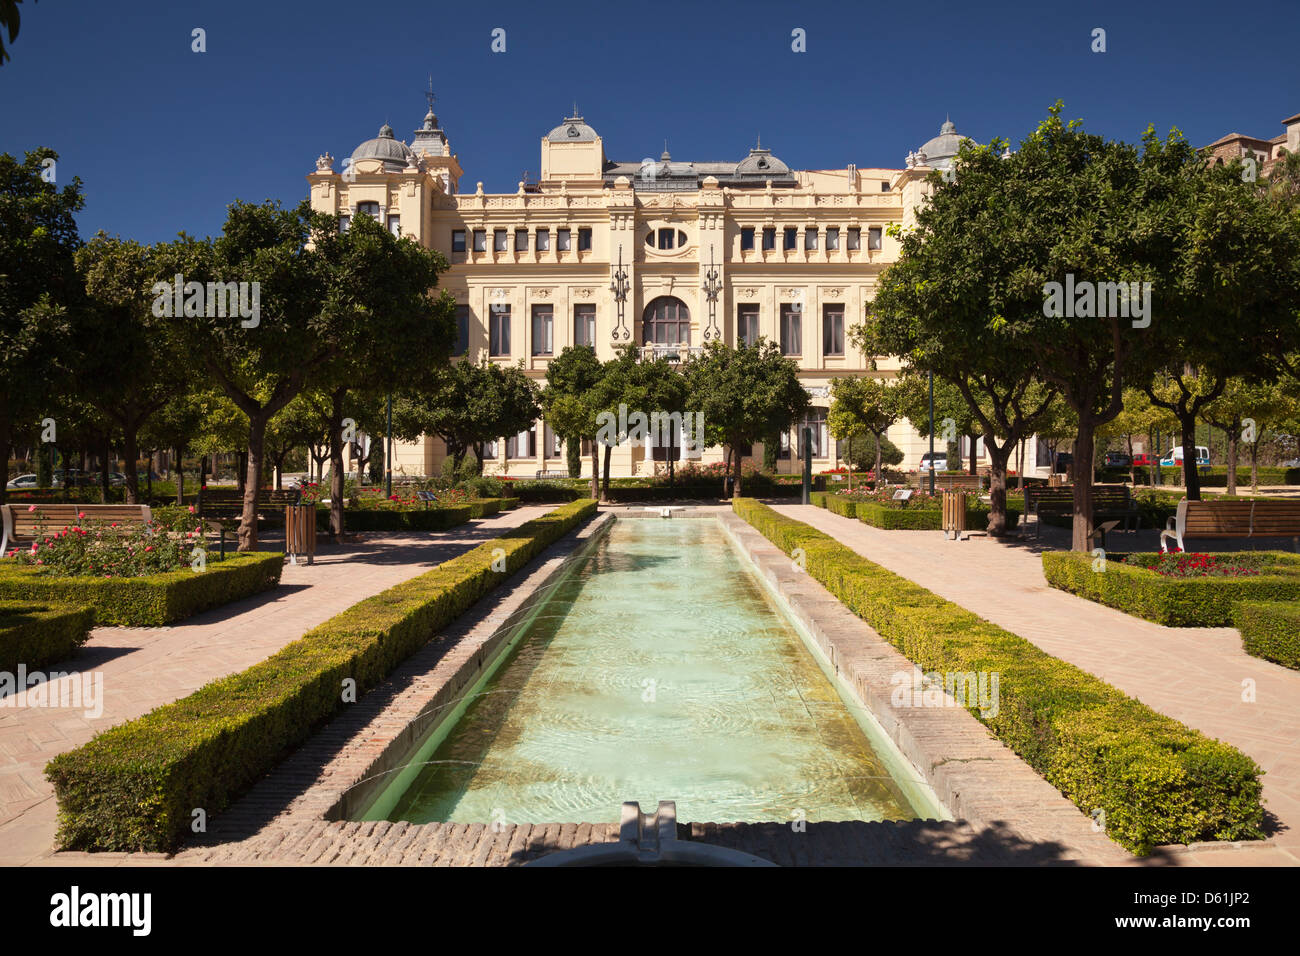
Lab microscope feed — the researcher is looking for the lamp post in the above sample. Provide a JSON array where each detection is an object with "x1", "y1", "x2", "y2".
[
  {"x1": 610, "y1": 245, "x2": 630, "y2": 342},
  {"x1": 702, "y1": 244, "x2": 721, "y2": 342},
  {"x1": 928, "y1": 371, "x2": 935, "y2": 495}
]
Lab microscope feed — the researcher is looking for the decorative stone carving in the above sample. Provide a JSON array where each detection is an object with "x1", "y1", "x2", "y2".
[
  {"x1": 823, "y1": 288, "x2": 844, "y2": 298},
  {"x1": 533, "y1": 288, "x2": 554, "y2": 298},
  {"x1": 315, "y1": 152, "x2": 334, "y2": 172},
  {"x1": 573, "y1": 288, "x2": 594, "y2": 298},
  {"x1": 738, "y1": 288, "x2": 758, "y2": 299}
]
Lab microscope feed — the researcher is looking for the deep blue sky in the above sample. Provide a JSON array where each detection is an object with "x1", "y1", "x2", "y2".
[{"x1": 2, "y1": 0, "x2": 1296, "y2": 244}]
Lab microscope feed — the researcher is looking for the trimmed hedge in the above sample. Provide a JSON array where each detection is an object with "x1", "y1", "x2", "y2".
[
  {"x1": 1042, "y1": 551, "x2": 1300, "y2": 627},
  {"x1": 0, "y1": 552, "x2": 284, "y2": 627},
  {"x1": 0, "y1": 601, "x2": 95, "y2": 673},
  {"x1": 733, "y1": 498, "x2": 1264, "y2": 854},
  {"x1": 1233, "y1": 601, "x2": 1300, "y2": 669},
  {"x1": 45, "y1": 499, "x2": 598, "y2": 852},
  {"x1": 326, "y1": 498, "x2": 515, "y2": 533},
  {"x1": 819, "y1": 494, "x2": 1021, "y2": 531},
  {"x1": 499, "y1": 497, "x2": 520, "y2": 511}
]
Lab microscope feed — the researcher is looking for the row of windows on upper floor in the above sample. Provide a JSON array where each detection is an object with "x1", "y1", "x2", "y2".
[
  {"x1": 442, "y1": 224, "x2": 884, "y2": 257},
  {"x1": 451, "y1": 301, "x2": 851, "y2": 360}
]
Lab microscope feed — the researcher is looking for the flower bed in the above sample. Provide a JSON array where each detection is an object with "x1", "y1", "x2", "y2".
[
  {"x1": 0, "y1": 552, "x2": 284, "y2": 627},
  {"x1": 6, "y1": 507, "x2": 207, "y2": 577},
  {"x1": 733, "y1": 498, "x2": 1264, "y2": 854},
  {"x1": 1233, "y1": 601, "x2": 1300, "y2": 669},
  {"x1": 1042, "y1": 551, "x2": 1300, "y2": 627},
  {"x1": 45, "y1": 499, "x2": 597, "y2": 852},
  {"x1": 0, "y1": 601, "x2": 96, "y2": 673}
]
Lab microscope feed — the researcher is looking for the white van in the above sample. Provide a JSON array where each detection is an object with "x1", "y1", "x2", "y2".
[{"x1": 1160, "y1": 446, "x2": 1210, "y2": 467}]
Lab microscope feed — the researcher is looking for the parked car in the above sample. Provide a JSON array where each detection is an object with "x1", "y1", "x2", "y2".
[
  {"x1": 1160, "y1": 445, "x2": 1210, "y2": 467},
  {"x1": 5, "y1": 473, "x2": 40, "y2": 489},
  {"x1": 1280, "y1": 458, "x2": 1300, "y2": 469},
  {"x1": 1131, "y1": 453, "x2": 1158, "y2": 467},
  {"x1": 918, "y1": 451, "x2": 948, "y2": 472},
  {"x1": 1103, "y1": 452, "x2": 1131, "y2": 468}
]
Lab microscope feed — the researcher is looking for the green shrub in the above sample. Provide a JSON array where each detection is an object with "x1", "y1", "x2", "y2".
[
  {"x1": 732, "y1": 498, "x2": 1264, "y2": 854},
  {"x1": 0, "y1": 601, "x2": 95, "y2": 673},
  {"x1": 1042, "y1": 551, "x2": 1300, "y2": 627},
  {"x1": 1233, "y1": 601, "x2": 1300, "y2": 669},
  {"x1": 0, "y1": 552, "x2": 283, "y2": 627},
  {"x1": 855, "y1": 501, "x2": 1021, "y2": 531},
  {"x1": 45, "y1": 499, "x2": 598, "y2": 852},
  {"x1": 499, "y1": 497, "x2": 520, "y2": 511},
  {"x1": 457, "y1": 475, "x2": 506, "y2": 499}
]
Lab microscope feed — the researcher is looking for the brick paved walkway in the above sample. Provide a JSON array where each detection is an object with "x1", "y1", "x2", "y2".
[
  {"x1": 774, "y1": 504, "x2": 1300, "y2": 865},
  {"x1": 0, "y1": 506, "x2": 551, "y2": 866}
]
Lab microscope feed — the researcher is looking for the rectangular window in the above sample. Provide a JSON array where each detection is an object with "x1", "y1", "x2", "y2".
[
  {"x1": 544, "y1": 424, "x2": 562, "y2": 458},
  {"x1": 507, "y1": 427, "x2": 537, "y2": 459},
  {"x1": 536, "y1": 228, "x2": 550, "y2": 251},
  {"x1": 451, "y1": 229, "x2": 466, "y2": 252},
  {"x1": 783, "y1": 227, "x2": 798, "y2": 251},
  {"x1": 804, "y1": 227, "x2": 818, "y2": 250},
  {"x1": 737, "y1": 305, "x2": 759, "y2": 347},
  {"x1": 557, "y1": 228, "x2": 571, "y2": 250},
  {"x1": 531, "y1": 304, "x2": 553, "y2": 356},
  {"x1": 338, "y1": 215, "x2": 350, "y2": 233},
  {"x1": 778, "y1": 430, "x2": 791, "y2": 460},
  {"x1": 651, "y1": 419, "x2": 681, "y2": 462},
  {"x1": 356, "y1": 201, "x2": 379, "y2": 220},
  {"x1": 657, "y1": 228, "x2": 674, "y2": 250},
  {"x1": 880, "y1": 181, "x2": 890, "y2": 192},
  {"x1": 847, "y1": 227, "x2": 861, "y2": 250},
  {"x1": 482, "y1": 438, "x2": 498, "y2": 460},
  {"x1": 868, "y1": 227, "x2": 883, "y2": 251},
  {"x1": 578, "y1": 227, "x2": 592, "y2": 251},
  {"x1": 804, "y1": 409, "x2": 828, "y2": 458},
  {"x1": 780, "y1": 304, "x2": 802, "y2": 356},
  {"x1": 574, "y1": 304, "x2": 596, "y2": 348},
  {"x1": 740, "y1": 227, "x2": 755, "y2": 251},
  {"x1": 822, "y1": 306, "x2": 844, "y2": 357},
  {"x1": 494, "y1": 229, "x2": 508, "y2": 252},
  {"x1": 762, "y1": 227, "x2": 776, "y2": 251},
  {"x1": 515, "y1": 229, "x2": 529, "y2": 252},
  {"x1": 453, "y1": 304, "x2": 469, "y2": 357},
  {"x1": 472, "y1": 229, "x2": 486, "y2": 252},
  {"x1": 388, "y1": 216, "x2": 401, "y2": 237},
  {"x1": 489, "y1": 304, "x2": 511, "y2": 357},
  {"x1": 826, "y1": 227, "x2": 839, "y2": 250}
]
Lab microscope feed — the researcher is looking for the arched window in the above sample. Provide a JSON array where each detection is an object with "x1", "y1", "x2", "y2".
[{"x1": 642, "y1": 296, "x2": 690, "y2": 346}]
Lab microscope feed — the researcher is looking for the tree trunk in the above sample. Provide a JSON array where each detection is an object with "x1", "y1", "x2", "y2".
[
  {"x1": 1179, "y1": 412, "x2": 1201, "y2": 501},
  {"x1": 1251, "y1": 439, "x2": 1260, "y2": 493},
  {"x1": 236, "y1": 451, "x2": 247, "y2": 495},
  {"x1": 174, "y1": 445, "x2": 185, "y2": 505},
  {"x1": 968, "y1": 434, "x2": 977, "y2": 475},
  {"x1": 873, "y1": 430, "x2": 884, "y2": 485},
  {"x1": 987, "y1": 440, "x2": 1014, "y2": 537},
  {"x1": 100, "y1": 435, "x2": 111, "y2": 503},
  {"x1": 0, "y1": 393, "x2": 10, "y2": 507},
  {"x1": 733, "y1": 444, "x2": 743, "y2": 498},
  {"x1": 589, "y1": 444, "x2": 599, "y2": 501},
  {"x1": 1071, "y1": 420, "x2": 1097, "y2": 552},
  {"x1": 122, "y1": 426, "x2": 140, "y2": 505},
  {"x1": 1127, "y1": 433, "x2": 1136, "y2": 487},
  {"x1": 238, "y1": 415, "x2": 268, "y2": 552},
  {"x1": 1225, "y1": 427, "x2": 1239, "y2": 496},
  {"x1": 328, "y1": 389, "x2": 347, "y2": 538},
  {"x1": 601, "y1": 444, "x2": 612, "y2": 500}
]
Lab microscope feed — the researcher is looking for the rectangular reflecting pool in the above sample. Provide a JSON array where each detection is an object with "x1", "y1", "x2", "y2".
[{"x1": 359, "y1": 516, "x2": 942, "y2": 825}]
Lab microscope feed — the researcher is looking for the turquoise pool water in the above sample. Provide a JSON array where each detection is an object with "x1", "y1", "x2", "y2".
[{"x1": 361, "y1": 517, "x2": 936, "y2": 825}]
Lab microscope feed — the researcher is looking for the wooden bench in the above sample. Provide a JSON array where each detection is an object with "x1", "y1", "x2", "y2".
[
  {"x1": 908, "y1": 472, "x2": 985, "y2": 491},
  {"x1": 197, "y1": 487, "x2": 300, "y2": 557},
  {"x1": 1024, "y1": 485, "x2": 1137, "y2": 539},
  {"x1": 1160, "y1": 498, "x2": 1300, "y2": 552},
  {"x1": 1, "y1": 503, "x2": 152, "y2": 555}
]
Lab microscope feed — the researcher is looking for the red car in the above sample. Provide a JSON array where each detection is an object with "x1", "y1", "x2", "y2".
[{"x1": 1132, "y1": 453, "x2": 1157, "y2": 467}]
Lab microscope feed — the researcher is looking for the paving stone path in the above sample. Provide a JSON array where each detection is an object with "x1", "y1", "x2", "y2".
[
  {"x1": 0, "y1": 506, "x2": 551, "y2": 866},
  {"x1": 773, "y1": 504, "x2": 1300, "y2": 865}
]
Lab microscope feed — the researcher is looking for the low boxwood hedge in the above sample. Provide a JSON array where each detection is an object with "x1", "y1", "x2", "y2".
[
  {"x1": 733, "y1": 498, "x2": 1264, "y2": 854},
  {"x1": 0, "y1": 601, "x2": 96, "y2": 673},
  {"x1": 0, "y1": 552, "x2": 284, "y2": 627},
  {"x1": 45, "y1": 499, "x2": 598, "y2": 852},
  {"x1": 335, "y1": 498, "x2": 515, "y2": 532},
  {"x1": 499, "y1": 497, "x2": 520, "y2": 511},
  {"x1": 820, "y1": 495, "x2": 1021, "y2": 531},
  {"x1": 1042, "y1": 551, "x2": 1300, "y2": 627},
  {"x1": 1233, "y1": 601, "x2": 1300, "y2": 669}
]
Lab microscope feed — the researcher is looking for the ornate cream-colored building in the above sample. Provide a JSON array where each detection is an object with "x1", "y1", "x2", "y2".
[{"x1": 308, "y1": 102, "x2": 1015, "y2": 478}]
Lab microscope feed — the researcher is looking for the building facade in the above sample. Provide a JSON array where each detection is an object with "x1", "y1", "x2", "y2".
[{"x1": 307, "y1": 104, "x2": 1022, "y2": 479}]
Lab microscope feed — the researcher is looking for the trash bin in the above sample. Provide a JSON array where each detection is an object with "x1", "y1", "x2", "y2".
[
  {"x1": 941, "y1": 491, "x2": 967, "y2": 540},
  {"x1": 285, "y1": 503, "x2": 317, "y2": 565}
]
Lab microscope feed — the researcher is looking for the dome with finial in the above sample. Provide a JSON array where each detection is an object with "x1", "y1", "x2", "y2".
[
  {"x1": 735, "y1": 139, "x2": 791, "y2": 178},
  {"x1": 547, "y1": 112, "x2": 599, "y2": 142},
  {"x1": 910, "y1": 117, "x2": 971, "y2": 170},
  {"x1": 350, "y1": 122, "x2": 416, "y2": 172}
]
